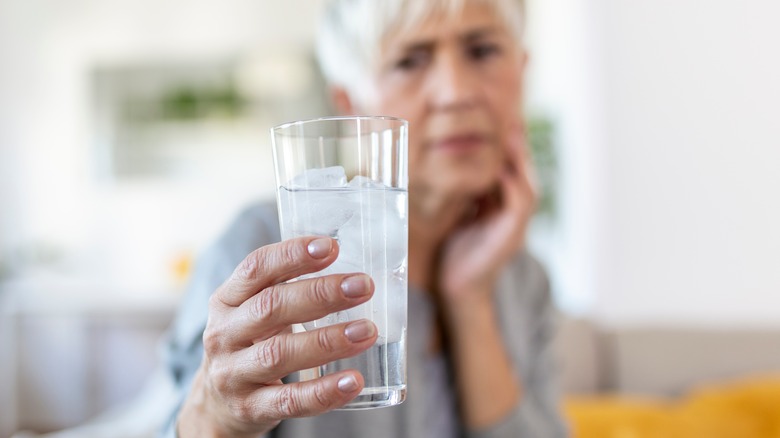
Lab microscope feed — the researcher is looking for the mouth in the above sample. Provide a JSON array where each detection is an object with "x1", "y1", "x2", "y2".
[{"x1": 430, "y1": 133, "x2": 489, "y2": 152}]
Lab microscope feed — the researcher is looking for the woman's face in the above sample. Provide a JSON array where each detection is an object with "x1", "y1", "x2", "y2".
[{"x1": 360, "y1": 2, "x2": 526, "y2": 199}]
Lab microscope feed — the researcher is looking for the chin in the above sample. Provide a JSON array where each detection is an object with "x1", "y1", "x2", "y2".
[
  {"x1": 438, "y1": 171, "x2": 500, "y2": 199},
  {"x1": 464, "y1": 177, "x2": 500, "y2": 198},
  {"x1": 412, "y1": 150, "x2": 504, "y2": 199}
]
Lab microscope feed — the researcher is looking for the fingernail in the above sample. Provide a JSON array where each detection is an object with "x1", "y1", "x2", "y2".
[
  {"x1": 337, "y1": 375, "x2": 359, "y2": 393},
  {"x1": 307, "y1": 238, "x2": 332, "y2": 259},
  {"x1": 344, "y1": 320, "x2": 375, "y2": 343},
  {"x1": 341, "y1": 275, "x2": 371, "y2": 298}
]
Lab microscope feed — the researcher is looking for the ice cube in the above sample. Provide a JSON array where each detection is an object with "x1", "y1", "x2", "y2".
[
  {"x1": 336, "y1": 189, "x2": 407, "y2": 272},
  {"x1": 383, "y1": 271, "x2": 407, "y2": 343},
  {"x1": 287, "y1": 166, "x2": 347, "y2": 189},
  {"x1": 279, "y1": 187, "x2": 357, "y2": 237},
  {"x1": 302, "y1": 310, "x2": 351, "y2": 332},
  {"x1": 348, "y1": 175, "x2": 385, "y2": 189}
]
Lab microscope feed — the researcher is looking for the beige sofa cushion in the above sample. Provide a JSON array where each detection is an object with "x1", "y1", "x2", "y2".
[
  {"x1": 605, "y1": 327, "x2": 780, "y2": 397},
  {"x1": 553, "y1": 317, "x2": 604, "y2": 395}
]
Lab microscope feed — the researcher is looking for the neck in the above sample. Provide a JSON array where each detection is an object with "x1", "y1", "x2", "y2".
[{"x1": 407, "y1": 188, "x2": 472, "y2": 291}]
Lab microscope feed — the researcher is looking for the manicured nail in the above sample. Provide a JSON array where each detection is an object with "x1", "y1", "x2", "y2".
[
  {"x1": 337, "y1": 375, "x2": 359, "y2": 393},
  {"x1": 341, "y1": 275, "x2": 371, "y2": 298},
  {"x1": 344, "y1": 320, "x2": 375, "y2": 343},
  {"x1": 307, "y1": 238, "x2": 332, "y2": 259}
]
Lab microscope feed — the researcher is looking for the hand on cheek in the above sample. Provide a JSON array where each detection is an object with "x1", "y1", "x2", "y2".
[{"x1": 438, "y1": 121, "x2": 538, "y2": 309}]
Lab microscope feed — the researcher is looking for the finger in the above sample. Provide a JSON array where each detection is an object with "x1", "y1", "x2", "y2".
[
  {"x1": 252, "y1": 370, "x2": 364, "y2": 421},
  {"x1": 214, "y1": 237, "x2": 339, "y2": 307},
  {"x1": 230, "y1": 273, "x2": 374, "y2": 344},
  {"x1": 233, "y1": 319, "x2": 377, "y2": 383},
  {"x1": 499, "y1": 163, "x2": 536, "y2": 217},
  {"x1": 504, "y1": 123, "x2": 528, "y2": 174},
  {"x1": 502, "y1": 124, "x2": 538, "y2": 209},
  {"x1": 518, "y1": 138, "x2": 539, "y2": 201}
]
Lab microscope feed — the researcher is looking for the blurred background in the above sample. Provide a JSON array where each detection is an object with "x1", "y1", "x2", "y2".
[{"x1": 1, "y1": 0, "x2": 779, "y2": 437}]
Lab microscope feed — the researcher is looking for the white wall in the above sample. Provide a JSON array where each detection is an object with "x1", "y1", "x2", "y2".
[
  {"x1": 526, "y1": 0, "x2": 780, "y2": 326},
  {"x1": 593, "y1": 0, "x2": 780, "y2": 325},
  {"x1": 525, "y1": 0, "x2": 610, "y2": 315},
  {"x1": 0, "y1": 0, "x2": 41, "y2": 257}
]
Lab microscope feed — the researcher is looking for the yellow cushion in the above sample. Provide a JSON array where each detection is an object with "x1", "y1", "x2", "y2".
[
  {"x1": 564, "y1": 396, "x2": 675, "y2": 438},
  {"x1": 564, "y1": 375, "x2": 780, "y2": 438},
  {"x1": 679, "y1": 375, "x2": 780, "y2": 438}
]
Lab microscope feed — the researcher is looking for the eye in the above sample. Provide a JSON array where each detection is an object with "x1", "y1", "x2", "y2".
[
  {"x1": 468, "y1": 42, "x2": 501, "y2": 61},
  {"x1": 394, "y1": 50, "x2": 430, "y2": 71}
]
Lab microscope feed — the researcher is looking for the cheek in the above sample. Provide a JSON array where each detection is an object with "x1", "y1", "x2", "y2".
[
  {"x1": 484, "y1": 63, "x2": 523, "y2": 126},
  {"x1": 406, "y1": 137, "x2": 428, "y2": 186},
  {"x1": 369, "y1": 90, "x2": 428, "y2": 169},
  {"x1": 371, "y1": 72, "x2": 425, "y2": 118}
]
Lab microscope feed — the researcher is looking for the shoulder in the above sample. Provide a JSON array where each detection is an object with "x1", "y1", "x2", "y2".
[
  {"x1": 209, "y1": 199, "x2": 281, "y2": 263},
  {"x1": 494, "y1": 249, "x2": 557, "y2": 332},
  {"x1": 502, "y1": 250, "x2": 552, "y2": 302},
  {"x1": 186, "y1": 200, "x2": 281, "y2": 295},
  {"x1": 222, "y1": 200, "x2": 281, "y2": 247}
]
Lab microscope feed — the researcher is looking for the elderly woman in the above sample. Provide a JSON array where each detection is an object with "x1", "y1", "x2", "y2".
[{"x1": 165, "y1": 0, "x2": 567, "y2": 436}]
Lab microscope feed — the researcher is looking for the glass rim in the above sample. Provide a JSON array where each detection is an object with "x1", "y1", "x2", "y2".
[{"x1": 272, "y1": 115, "x2": 408, "y2": 134}]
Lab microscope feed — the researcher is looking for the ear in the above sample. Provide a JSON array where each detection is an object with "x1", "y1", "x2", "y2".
[{"x1": 330, "y1": 86, "x2": 356, "y2": 115}]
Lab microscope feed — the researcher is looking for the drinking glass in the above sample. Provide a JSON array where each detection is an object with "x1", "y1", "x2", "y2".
[{"x1": 271, "y1": 116, "x2": 408, "y2": 409}]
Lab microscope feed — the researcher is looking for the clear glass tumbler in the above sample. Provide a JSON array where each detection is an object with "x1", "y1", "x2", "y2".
[{"x1": 271, "y1": 116, "x2": 408, "y2": 409}]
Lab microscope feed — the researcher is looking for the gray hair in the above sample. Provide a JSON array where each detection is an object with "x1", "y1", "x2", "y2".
[{"x1": 316, "y1": 0, "x2": 525, "y2": 107}]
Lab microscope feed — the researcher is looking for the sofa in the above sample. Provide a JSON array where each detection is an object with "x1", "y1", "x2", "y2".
[
  {"x1": 555, "y1": 317, "x2": 780, "y2": 437},
  {"x1": 11, "y1": 315, "x2": 780, "y2": 437}
]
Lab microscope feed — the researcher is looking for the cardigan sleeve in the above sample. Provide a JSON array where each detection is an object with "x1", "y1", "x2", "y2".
[{"x1": 465, "y1": 252, "x2": 569, "y2": 438}]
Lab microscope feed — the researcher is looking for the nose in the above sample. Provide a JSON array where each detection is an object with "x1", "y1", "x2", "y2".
[{"x1": 428, "y1": 50, "x2": 479, "y2": 111}]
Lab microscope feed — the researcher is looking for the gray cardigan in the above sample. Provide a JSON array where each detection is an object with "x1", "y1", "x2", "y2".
[{"x1": 161, "y1": 201, "x2": 568, "y2": 438}]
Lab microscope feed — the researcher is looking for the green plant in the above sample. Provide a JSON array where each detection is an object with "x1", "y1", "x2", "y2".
[{"x1": 526, "y1": 115, "x2": 558, "y2": 220}]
